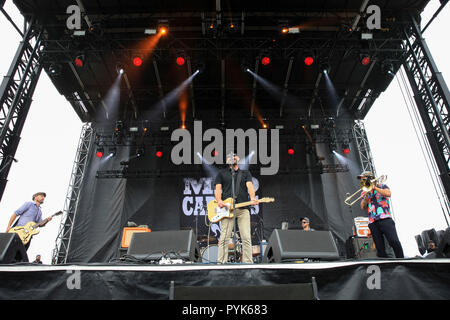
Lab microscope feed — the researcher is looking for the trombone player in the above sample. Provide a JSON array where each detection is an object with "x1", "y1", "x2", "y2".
[{"x1": 359, "y1": 171, "x2": 404, "y2": 258}]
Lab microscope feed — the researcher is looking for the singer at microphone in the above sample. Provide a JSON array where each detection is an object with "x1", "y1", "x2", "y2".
[{"x1": 213, "y1": 152, "x2": 258, "y2": 264}]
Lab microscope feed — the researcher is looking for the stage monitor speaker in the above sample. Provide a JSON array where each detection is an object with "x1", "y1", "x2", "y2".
[
  {"x1": 263, "y1": 230, "x2": 340, "y2": 263},
  {"x1": 127, "y1": 230, "x2": 200, "y2": 262},
  {"x1": 346, "y1": 236, "x2": 377, "y2": 259},
  {"x1": 0, "y1": 233, "x2": 29, "y2": 264}
]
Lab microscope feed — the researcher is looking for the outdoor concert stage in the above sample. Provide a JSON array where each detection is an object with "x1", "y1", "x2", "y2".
[{"x1": 0, "y1": 258, "x2": 449, "y2": 300}]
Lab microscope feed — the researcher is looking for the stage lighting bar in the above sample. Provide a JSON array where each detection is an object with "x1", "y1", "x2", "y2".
[
  {"x1": 144, "y1": 28, "x2": 157, "y2": 35},
  {"x1": 73, "y1": 30, "x2": 86, "y2": 36}
]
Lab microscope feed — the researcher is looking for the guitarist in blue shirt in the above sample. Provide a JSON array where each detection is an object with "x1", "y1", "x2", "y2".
[
  {"x1": 6, "y1": 192, "x2": 52, "y2": 250},
  {"x1": 214, "y1": 153, "x2": 257, "y2": 264}
]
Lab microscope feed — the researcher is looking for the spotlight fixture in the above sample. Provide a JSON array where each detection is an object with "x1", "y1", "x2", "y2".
[
  {"x1": 260, "y1": 50, "x2": 271, "y2": 66},
  {"x1": 288, "y1": 146, "x2": 295, "y2": 155},
  {"x1": 96, "y1": 147, "x2": 104, "y2": 158},
  {"x1": 108, "y1": 147, "x2": 117, "y2": 157},
  {"x1": 320, "y1": 62, "x2": 330, "y2": 74},
  {"x1": 157, "y1": 20, "x2": 169, "y2": 36},
  {"x1": 382, "y1": 61, "x2": 395, "y2": 78},
  {"x1": 48, "y1": 64, "x2": 62, "y2": 76},
  {"x1": 116, "y1": 63, "x2": 125, "y2": 75},
  {"x1": 342, "y1": 140, "x2": 351, "y2": 155},
  {"x1": 281, "y1": 26, "x2": 289, "y2": 34},
  {"x1": 304, "y1": 56, "x2": 314, "y2": 66},
  {"x1": 176, "y1": 56, "x2": 185, "y2": 66},
  {"x1": 132, "y1": 55, "x2": 143, "y2": 67},
  {"x1": 360, "y1": 53, "x2": 371, "y2": 66},
  {"x1": 136, "y1": 147, "x2": 145, "y2": 158},
  {"x1": 159, "y1": 26, "x2": 168, "y2": 35},
  {"x1": 74, "y1": 54, "x2": 84, "y2": 67},
  {"x1": 261, "y1": 56, "x2": 271, "y2": 66}
]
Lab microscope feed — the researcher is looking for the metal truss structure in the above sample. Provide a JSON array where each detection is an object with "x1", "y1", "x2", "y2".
[
  {"x1": 52, "y1": 123, "x2": 94, "y2": 264},
  {"x1": 402, "y1": 15, "x2": 450, "y2": 212},
  {"x1": 0, "y1": 18, "x2": 43, "y2": 201},
  {"x1": 352, "y1": 120, "x2": 377, "y2": 177}
]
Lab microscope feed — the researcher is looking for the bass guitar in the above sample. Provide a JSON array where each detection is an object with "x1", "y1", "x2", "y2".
[
  {"x1": 207, "y1": 198, "x2": 274, "y2": 223},
  {"x1": 9, "y1": 211, "x2": 63, "y2": 244}
]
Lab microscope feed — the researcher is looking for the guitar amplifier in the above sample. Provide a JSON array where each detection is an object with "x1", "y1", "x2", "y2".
[
  {"x1": 121, "y1": 227, "x2": 151, "y2": 248},
  {"x1": 353, "y1": 217, "x2": 371, "y2": 237}
]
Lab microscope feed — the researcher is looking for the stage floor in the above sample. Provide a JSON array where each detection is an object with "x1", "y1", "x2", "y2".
[{"x1": 0, "y1": 258, "x2": 449, "y2": 300}]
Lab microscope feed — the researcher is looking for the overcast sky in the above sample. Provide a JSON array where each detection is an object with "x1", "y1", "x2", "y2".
[{"x1": 0, "y1": 1, "x2": 448, "y2": 263}]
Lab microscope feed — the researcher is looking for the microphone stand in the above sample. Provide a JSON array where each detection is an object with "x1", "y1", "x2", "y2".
[{"x1": 230, "y1": 165, "x2": 238, "y2": 263}]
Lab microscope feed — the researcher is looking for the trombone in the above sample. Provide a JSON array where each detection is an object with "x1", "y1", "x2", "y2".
[{"x1": 344, "y1": 175, "x2": 387, "y2": 206}]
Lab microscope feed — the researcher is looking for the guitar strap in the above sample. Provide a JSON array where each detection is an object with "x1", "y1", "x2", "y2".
[{"x1": 233, "y1": 170, "x2": 243, "y2": 200}]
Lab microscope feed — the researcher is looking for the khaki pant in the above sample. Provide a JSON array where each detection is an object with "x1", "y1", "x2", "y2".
[{"x1": 217, "y1": 208, "x2": 253, "y2": 264}]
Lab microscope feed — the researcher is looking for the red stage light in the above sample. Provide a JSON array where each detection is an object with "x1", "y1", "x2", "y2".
[
  {"x1": 176, "y1": 56, "x2": 185, "y2": 66},
  {"x1": 74, "y1": 57, "x2": 83, "y2": 67},
  {"x1": 133, "y1": 57, "x2": 143, "y2": 67},
  {"x1": 288, "y1": 148, "x2": 295, "y2": 155},
  {"x1": 261, "y1": 56, "x2": 271, "y2": 65},
  {"x1": 361, "y1": 55, "x2": 371, "y2": 66},
  {"x1": 96, "y1": 151, "x2": 103, "y2": 158},
  {"x1": 156, "y1": 151, "x2": 163, "y2": 158},
  {"x1": 304, "y1": 56, "x2": 314, "y2": 66},
  {"x1": 343, "y1": 148, "x2": 350, "y2": 155}
]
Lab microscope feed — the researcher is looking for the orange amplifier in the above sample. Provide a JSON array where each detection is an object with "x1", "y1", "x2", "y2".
[
  {"x1": 121, "y1": 227, "x2": 151, "y2": 248},
  {"x1": 353, "y1": 217, "x2": 371, "y2": 237}
]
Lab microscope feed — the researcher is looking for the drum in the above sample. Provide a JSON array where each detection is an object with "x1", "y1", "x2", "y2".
[{"x1": 201, "y1": 245, "x2": 218, "y2": 263}]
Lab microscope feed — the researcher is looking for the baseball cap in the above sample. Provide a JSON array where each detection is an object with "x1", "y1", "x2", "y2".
[{"x1": 357, "y1": 171, "x2": 374, "y2": 179}]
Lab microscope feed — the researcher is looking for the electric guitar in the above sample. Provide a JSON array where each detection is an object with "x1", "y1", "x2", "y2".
[
  {"x1": 207, "y1": 198, "x2": 275, "y2": 223},
  {"x1": 9, "y1": 211, "x2": 63, "y2": 245}
]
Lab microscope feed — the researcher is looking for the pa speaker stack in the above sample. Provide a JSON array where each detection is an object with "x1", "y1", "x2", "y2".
[
  {"x1": 0, "y1": 233, "x2": 28, "y2": 264},
  {"x1": 263, "y1": 229, "x2": 340, "y2": 263},
  {"x1": 127, "y1": 229, "x2": 200, "y2": 262}
]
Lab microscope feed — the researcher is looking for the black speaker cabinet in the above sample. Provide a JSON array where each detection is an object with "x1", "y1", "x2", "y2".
[
  {"x1": 436, "y1": 227, "x2": 450, "y2": 258},
  {"x1": 0, "y1": 233, "x2": 29, "y2": 264},
  {"x1": 127, "y1": 230, "x2": 200, "y2": 262},
  {"x1": 346, "y1": 236, "x2": 377, "y2": 259},
  {"x1": 263, "y1": 230, "x2": 340, "y2": 263}
]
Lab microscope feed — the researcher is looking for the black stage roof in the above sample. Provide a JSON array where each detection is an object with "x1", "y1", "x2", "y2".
[{"x1": 13, "y1": 0, "x2": 430, "y2": 124}]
